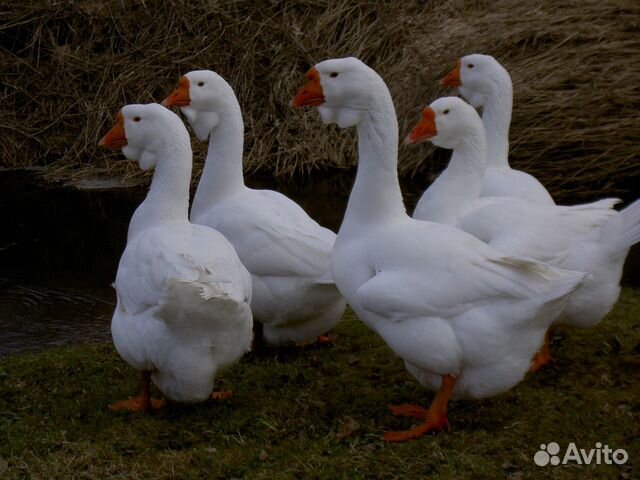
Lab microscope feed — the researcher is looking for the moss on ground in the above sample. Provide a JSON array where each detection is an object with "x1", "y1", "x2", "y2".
[{"x1": 0, "y1": 289, "x2": 639, "y2": 479}]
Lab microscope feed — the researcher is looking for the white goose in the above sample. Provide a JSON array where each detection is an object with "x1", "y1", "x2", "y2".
[
  {"x1": 441, "y1": 54, "x2": 555, "y2": 204},
  {"x1": 163, "y1": 71, "x2": 346, "y2": 346},
  {"x1": 442, "y1": 54, "x2": 629, "y2": 227},
  {"x1": 292, "y1": 57, "x2": 586, "y2": 442},
  {"x1": 99, "y1": 104, "x2": 253, "y2": 411},
  {"x1": 408, "y1": 97, "x2": 640, "y2": 368},
  {"x1": 410, "y1": 98, "x2": 616, "y2": 263}
]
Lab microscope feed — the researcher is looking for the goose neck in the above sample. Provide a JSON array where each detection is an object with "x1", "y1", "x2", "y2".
[
  {"x1": 416, "y1": 131, "x2": 486, "y2": 224},
  {"x1": 340, "y1": 91, "x2": 407, "y2": 234},
  {"x1": 482, "y1": 75, "x2": 512, "y2": 169},
  {"x1": 191, "y1": 99, "x2": 246, "y2": 216},
  {"x1": 128, "y1": 138, "x2": 192, "y2": 239}
]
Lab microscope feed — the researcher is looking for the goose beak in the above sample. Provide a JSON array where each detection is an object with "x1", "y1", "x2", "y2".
[
  {"x1": 405, "y1": 107, "x2": 437, "y2": 145},
  {"x1": 441, "y1": 60, "x2": 462, "y2": 88},
  {"x1": 162, "y1": 76, "x2": 191, "y2": 107},
  {"x1": 291, "y1": 68, "x2": 325, "y2": 108},
  {"x1": 99, "y1": 111, "x2": 127, "y2": 149}
]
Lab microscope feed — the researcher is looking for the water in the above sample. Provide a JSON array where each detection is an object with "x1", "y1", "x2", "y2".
[
  {"x1": 0, "y1": 169, "x2": 390, "y2": 357},
  {"x1": 0, "y1": 169, "x2": 143, "y2": 356},
  {"x1": 0, "y1": 279, "x2": 114, "y2": 356},
  {"x1": 1, "y1": 169, "x2": 637, "y2": 357}
]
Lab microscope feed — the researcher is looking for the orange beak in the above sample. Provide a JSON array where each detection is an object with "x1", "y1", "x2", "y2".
[
  {"x1": 291, "y1": 68, "x2": 325, "y2": 108},
  {"x1": 99, "y1": 111, "x2": 127, "y2": 149},
  {"x1": 162, "y1": 76, "x2": 191, "y2": 107},
  {"x1": 406, "y1": 107, "x2": 437, "y2": 144},
  {"x1": 440, "y1": 60, "x2": 462, "y2": 88}
]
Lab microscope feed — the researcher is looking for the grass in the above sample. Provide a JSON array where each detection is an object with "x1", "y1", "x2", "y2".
[{"x1": 0, "y1": 288, "x2": 639, "y2": 479}]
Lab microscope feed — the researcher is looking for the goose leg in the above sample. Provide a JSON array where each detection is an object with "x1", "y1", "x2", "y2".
[
  {"x1": 383, "y1": 374, "x2": 456, "y2": 442},
  {"x1": 210, "y1": 390, "x2": 233, "y2": 400},
  {"x1": 313, "y1": 334, "x2": 333, "y2": 345},
  {"x1": 252, "y1": 321, "x2": 266, "y2": 353},
  {"x1": 109, "y1": 370, "x2": 166, "y2": 413},
  {"x1": 389, "y1": 403, "x2": 429, "y2": 419},
  {"x1": 529, "y1": 329, "x2": 553, "y2": 372}
]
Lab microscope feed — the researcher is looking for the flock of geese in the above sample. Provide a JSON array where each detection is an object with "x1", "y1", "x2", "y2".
[{"x1": 98, "y1": 54, "x2": 640, "y2": 442}]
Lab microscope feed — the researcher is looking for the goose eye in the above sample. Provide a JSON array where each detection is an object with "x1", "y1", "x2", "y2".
[
  {"x1": 329, "y1": 72, "x2": 339, "y2": 78},
  {"x1": 468, "y1": 64, "x2": 474, "y2": 69},
  {"x1": 443, "y1": 109, "x2": 450, "y2": 115},
  {"x1": 197, "y1": 81, "x2": 205, "y2": 87},
  {"x1": 133, "y1": 116, "x2": 141, "y2": 122}
]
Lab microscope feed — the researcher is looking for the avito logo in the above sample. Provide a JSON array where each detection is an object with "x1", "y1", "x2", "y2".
[{"x1": 534, "y1": 442, "x2": 628, "y2": 467}]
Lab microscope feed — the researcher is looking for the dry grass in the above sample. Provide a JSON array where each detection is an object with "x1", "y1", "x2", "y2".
[{"x1": 1, "y1": 0, "x2": 639, "y2": 201}]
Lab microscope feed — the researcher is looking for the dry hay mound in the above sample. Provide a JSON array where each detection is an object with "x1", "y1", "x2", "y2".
[{"x1": 1, "y1": 0, "x2": 639, "y2": 202}]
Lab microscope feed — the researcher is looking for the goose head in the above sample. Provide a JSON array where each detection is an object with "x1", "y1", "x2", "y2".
[
  {"x1": 99, "y1": 103, "x2": 184, "y2": 170},
  {"x1": 405, "y1": 96, "x2": 483, "y2": 149},
  {"x1": 163, "y1": 70, "x2": 232, "y2": 141},
  {"x1": 441, "y1": 54, "x2": 510, "y2": 108},
  {"x1": 292, "y1": 57, "x2": 386, "y2": 128}
]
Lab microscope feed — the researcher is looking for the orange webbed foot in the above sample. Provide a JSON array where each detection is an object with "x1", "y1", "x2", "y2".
[
  {"x1": 295, "y1": 334, "x2": 334, "y2": 349},
  {"x1": 388, "y1": 403, "x2": 429, "y2": 419},
  {"x1": 382, "y1": 413, "x2": 450, "y2": 443},
  {"x1": 109, "y1": 396, "x2": 166, "y2": 413},
  {"x1": 210, "y1": 390, "x2": 233, "y2": 401},
  {"x1": 314, "y1": 335, "x2": 333, "y2": 345},
  {"x1": 384, "y1": 374, "x2": 456, "y2": 442}
]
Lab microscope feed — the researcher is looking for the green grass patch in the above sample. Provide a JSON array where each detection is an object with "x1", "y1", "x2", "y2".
[{"x1": 1, "y1": 289, "x2": 639, "y2": 479}]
